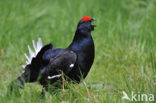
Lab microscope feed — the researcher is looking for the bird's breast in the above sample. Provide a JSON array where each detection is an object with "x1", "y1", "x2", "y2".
[{"x1": 69, "y1": 37, "x2": 95, "y2": 72}]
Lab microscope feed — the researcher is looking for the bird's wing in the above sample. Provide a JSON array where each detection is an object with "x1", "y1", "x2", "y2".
[
  {"x1": 42, "y1": 48, "x2": 62, "y2": 61},
  {"x1": 41, "y1": 49, "x2": 77, "y2": 80}
]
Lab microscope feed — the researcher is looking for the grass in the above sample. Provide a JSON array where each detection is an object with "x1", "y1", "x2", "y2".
[{"x1": 0, "y1": 0, "x2": 156, "y2": 102}]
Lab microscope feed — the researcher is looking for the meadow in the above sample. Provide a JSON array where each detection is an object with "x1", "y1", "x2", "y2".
[{"x1": 0, "y1": 0, "x2": 156, "y2": 102}]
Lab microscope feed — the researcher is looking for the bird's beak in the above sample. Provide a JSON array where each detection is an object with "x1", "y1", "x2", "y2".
[
  {"x1": 91, "y1": 18, "x2": 95, "y2": 22},
  {"x1": 91, "y1": 18, "x2": 96, "y2": 31}
]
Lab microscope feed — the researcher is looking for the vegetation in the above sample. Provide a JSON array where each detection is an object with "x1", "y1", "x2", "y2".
[{"x1": 0, "y1": 0, "x2": 156, "y2": 102}]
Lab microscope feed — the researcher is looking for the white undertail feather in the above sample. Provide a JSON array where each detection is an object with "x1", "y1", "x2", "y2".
[{"x1": 22, "y1": 38, "x2": 43, "y2": 69}]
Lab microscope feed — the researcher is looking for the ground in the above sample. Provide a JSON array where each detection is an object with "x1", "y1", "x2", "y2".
[{"x1": 0, "y1": 0, "x2": 156, "y2": 103}]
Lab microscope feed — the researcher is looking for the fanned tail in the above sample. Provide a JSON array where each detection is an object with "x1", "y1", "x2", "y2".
[{"x1": 22, "y1": 38, "x2": 43, "y2": 69}]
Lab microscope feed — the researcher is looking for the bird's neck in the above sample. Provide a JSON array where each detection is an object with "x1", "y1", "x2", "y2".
[
  {"x1": 68, "y1": 30, "x2": 94, "y2": 52},
  {"x1": 68, "y1": 29, "x2": 95, "y2": 79}
]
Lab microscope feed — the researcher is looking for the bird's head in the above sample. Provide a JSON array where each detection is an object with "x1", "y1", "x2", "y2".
[{"x1": 77, "y1": 16, "x2": 96, "y2": 32}]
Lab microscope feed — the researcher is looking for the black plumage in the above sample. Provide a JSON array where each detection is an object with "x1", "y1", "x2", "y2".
[{"x1": 10, "y1": 16, "x2": 95, "y2": 92}]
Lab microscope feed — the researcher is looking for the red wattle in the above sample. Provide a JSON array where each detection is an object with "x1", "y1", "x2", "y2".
[{"x1": 82, "y1": 16, "x2": 91, "y2": 22}]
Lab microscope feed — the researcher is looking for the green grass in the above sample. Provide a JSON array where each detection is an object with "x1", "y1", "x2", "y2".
[{"x1": 0, "y1": 0, "x2": 156, "y2": 102}]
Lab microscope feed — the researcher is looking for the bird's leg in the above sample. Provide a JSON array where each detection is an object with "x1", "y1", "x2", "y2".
[{"x1": 41, "y1": 85, "x2": 48, "y2": 97}]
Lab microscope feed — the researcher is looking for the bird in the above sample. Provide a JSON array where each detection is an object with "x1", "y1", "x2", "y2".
[{"x1": 10, "y1": 16, "x2": 96, "y2": 92}]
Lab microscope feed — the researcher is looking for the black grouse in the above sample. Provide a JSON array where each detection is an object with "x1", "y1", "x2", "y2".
[{"x1": 10, "y1": 16, "x2": 95, "y2": 91}]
